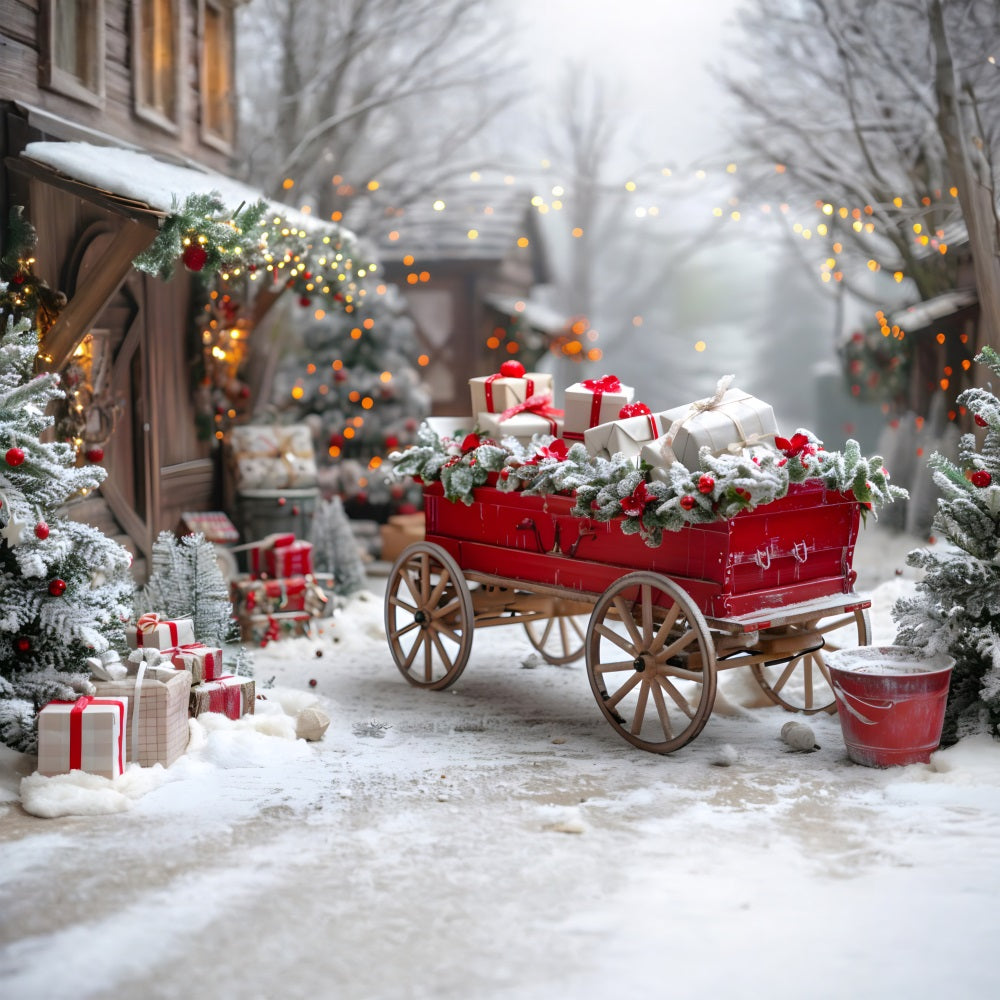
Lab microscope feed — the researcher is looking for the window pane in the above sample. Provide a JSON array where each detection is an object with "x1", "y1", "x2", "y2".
[{"x1": 53, "y1": 1, "x2": 97, "y2": 90}]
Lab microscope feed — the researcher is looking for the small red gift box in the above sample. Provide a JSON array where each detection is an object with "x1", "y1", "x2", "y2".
[
  {"x1": 264, "y1": 539, "x2": 313, "y2": 578},
  {"x1": 37, "y1": 696, "x2": 128, "y2": 779},
  {"x1": 190, "y1": 676, "x2": 255, "y2": 720},
  {"x1": 248, "y1": 533, "x2": 297, "y2": 578}
]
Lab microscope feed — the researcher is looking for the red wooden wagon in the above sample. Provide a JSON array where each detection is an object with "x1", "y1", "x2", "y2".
[{"x1": 383, "y1": 480, "x2": 872, "y2": 753}]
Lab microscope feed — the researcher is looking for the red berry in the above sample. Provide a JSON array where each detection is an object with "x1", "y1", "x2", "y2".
[
  {"x1": 680, "y1": 495, "x2": 696, "y2": 511},
  {"x1": 309, "y1": 678, "x2": 317, "y2": 687},
  {"x1": 299, "y1": 296, "x2": 312, "y2": 308},
  {"x1": 85, "y1": 447, "x2": 104, "y2": 463},
  {"x1": 698, "y1": 475, "x2": 715, "y2": 494},
  {"x1": 34, "y1": 521, "x2": 49, "y2": 540},
  {"x1": 499, "y1": 360, "x2": 525, "y2": 378},
  {"x1": 385, "y1": 435, "x2": 399, "y2": 449},
  {"x1": 182, "y1": 243, "x2": 208, "y2": 272},
  {"x1": 971, "y1": 469, "x2": 992, "y2": 488},
  {"x1": 975, "y1": 414, "x2": 988, "y2": 427},
  {"x1": 15, "y1": 636, "x2": 30, "y2": 653},
  {"x1": 48, "y1": 579, "x2": 66, "y2": 597},
  {"x1": 5, "y1": 447, "x2": 25, "y2": 467},
  {"x1": 277, "y1": 496, "x2": 287, "y2": 507}
]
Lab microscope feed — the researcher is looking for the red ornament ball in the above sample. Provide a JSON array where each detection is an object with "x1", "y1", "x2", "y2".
[
  {"x1": 277, "y1": 496, "x2": 287, "y2": 507},
  {"x1": 499, "y1": 360, "x2": 525, "y2": 378},
  {"x1": 975, "y1": 414, "x2": 988, "y2": 427},
  {"x1": 299, "y1": 296, "x2": 312, "y2": 308},
  {"x1": 35, "y1": 521, "x2": 50, "y2": 540},
  {"x1": 48, "y1": 578, "x2": 67, "y2": 597},
  {"x1": 679, "y1": 495, "x2": 696, "y2": 511},
  {"x1": 15, "y1": 636, "x2": 31, "y2": 653},
  {"x1": 5, "y1": 447, "x2": 25, "y2": 467},
  {"x1": 971, "y1": 469, "x2": 992, "y2": 488},
  {"x1": 85, "y1": 447, "x2": 104, "y2": 463},
  {"x1": 329, "y1": 433, "x2": 344, "y2": 448},
  {"x1": 309, "y1": 678, "x2": 318, "y2": 688},
  {"x1": 181, "y1": 243, "x2": 208, "y2": 272},
  {"x1": 385, "y1": 434, "x2": 400, "y2": 449},
  {"x1": 697, "y1": 474, "x2": 715, "y2": 494},
  {"x1": 291, "y1": 506, "x2": 300, "y2": 516}
]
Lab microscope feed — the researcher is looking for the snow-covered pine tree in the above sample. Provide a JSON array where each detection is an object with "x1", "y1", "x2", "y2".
[
  {"x1": 309, "y1": 495, "x2": 367, "y2": 596},
  {"x1": 274, "y1": 284, "x2": 429, "y2": 518},
  {"x1": 893, "y1": 346, "x2": 1000, "y2": 743},
  {"x1": 136, "y1": 531, "x2": 236, "y2": 649},
  {"x1": 0, "y1": 296, "x2": 134, "y2": 753}
]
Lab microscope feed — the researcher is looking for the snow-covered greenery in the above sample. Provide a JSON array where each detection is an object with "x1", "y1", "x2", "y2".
[
  {"x1": 390, "y1": 422, "x2": 906, "y2": 547},
  {"x1": 894, "y1": 347, "x2": 1000, "y2": 743}
]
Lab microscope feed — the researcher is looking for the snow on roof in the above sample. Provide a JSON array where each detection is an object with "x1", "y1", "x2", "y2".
[
  {"x1": 22, "y1": 141, "x2": 352, "y2": 240},
  {"x1": 891, "y1": 288, "x2": 978, "y2": 331}
]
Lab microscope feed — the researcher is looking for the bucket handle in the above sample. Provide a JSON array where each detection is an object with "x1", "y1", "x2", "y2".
[{"x1": 832, "y1": 681, "x2": 894, "y2": 726}]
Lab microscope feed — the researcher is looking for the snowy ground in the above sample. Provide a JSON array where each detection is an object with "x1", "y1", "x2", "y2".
[{"x1": 2, "y1": 523, "x2": 999, "y2": 1000}]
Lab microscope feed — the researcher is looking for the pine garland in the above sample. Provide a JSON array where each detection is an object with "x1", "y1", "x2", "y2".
[
  {"x1": 893, "y1": 346, "x2": 1000, "y2": 743},
  {"x1": 390, "y1": 422, "x2": 906, "y2": 547}
]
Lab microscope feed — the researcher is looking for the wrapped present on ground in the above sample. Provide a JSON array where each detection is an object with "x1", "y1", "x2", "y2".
[
  {"x1": 640, "y1": 376, "x2": 779, "y2": 475},
  {"x1": 469, "y1": 362, "x2": 554, "y2": 416},
  {"x1": 380, "y1": 512, "x2": 426, "y2": 563},
  {"x1": 265, "y1": 539, "x2": 313, "y2": 578},
  {"x1": 230, "y1": 423, "x2": 317, "y2": 491},
  {"x1": 246, "y1": 532, "x2": 297, "y2": 578},
  {"x1": 584, "y1": 403, "x2": 666, "y2": 462},
  {"x1": 127, "y1": 613, "x2": 196, "y2": 650},
  {"x1": 231, "y1": 575, "x2": 331, "y2": 618},
  {"x1": 92, "y1": 667, "x2": 191, "y2": 768},
  {"x1": 190, "y1": 675, "x2": 255, "y2": 720},
  {"x1": 170, "y1": 643, "x2": 224, "y2": 684},
  {"x1": 179, "y1": 510, "x2": 239, "y2": 543},
  {"x1": 239, "y1": 611, "x2": 314, "y2": 645},
  {"x1": 37, "y1": 696, "x2": 128, "y2": 779},
  {"x1": 563, "y1": 375, "x2": 635, "y2": 441}
]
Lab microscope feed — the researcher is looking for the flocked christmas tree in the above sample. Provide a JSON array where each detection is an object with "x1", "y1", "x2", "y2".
[
  {"x1": 0, "y1": 285, "x2": 134, "y2": 753},
  {"x1": 309, "y1": 495, "x2": 367, "y2": 597},
  {"x1": 274, "y1": 284, "x2": 430, "y2": 518},
  {"x1": 893, "y1": 346, "x2": 1000, "y2": 744}
]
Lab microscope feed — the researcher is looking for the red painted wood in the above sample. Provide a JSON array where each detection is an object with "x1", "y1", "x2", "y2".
[{"x1": 423, "y1": 481, "x2": 861, "y2": 619}]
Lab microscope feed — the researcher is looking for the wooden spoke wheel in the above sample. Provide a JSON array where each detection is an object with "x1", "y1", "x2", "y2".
[
  {"x1": 586, "y1": 572, "x2": 716, "y2": 754},
  {"x1": 384, "y1": 542, "x2": 474, "y2": 690},
  {"x1": 523, "y1": 598, "x2": 590, "y2": 665},
  {"x1": 751, "y1": 607, "x2": 872, "y2": 714}
]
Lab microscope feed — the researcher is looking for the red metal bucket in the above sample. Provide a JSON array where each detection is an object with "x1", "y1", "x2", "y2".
[{"x1": 827, "y1": 646, "x2": 954, "y2": 767}]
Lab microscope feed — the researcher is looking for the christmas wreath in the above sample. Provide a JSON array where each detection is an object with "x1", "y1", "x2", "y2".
[{"x1": 389, "y1": 424, "x2": 906, "y2": 547}]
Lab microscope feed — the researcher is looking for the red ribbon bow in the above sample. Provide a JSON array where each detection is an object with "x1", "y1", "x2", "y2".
[
  {"x1": 581, "y1": 375, "x2": 623, "y2": 429},
  {"x1": 499, "y1": 393, "x2": 564, "y2": 435},
  {"x1": 620, "y1": 481, "x2": 655, "y2": 517}
]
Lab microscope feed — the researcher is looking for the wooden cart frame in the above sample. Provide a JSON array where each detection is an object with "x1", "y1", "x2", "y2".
[{"x1": 383, "y1": 482, "x2": 871, "y2": 753}]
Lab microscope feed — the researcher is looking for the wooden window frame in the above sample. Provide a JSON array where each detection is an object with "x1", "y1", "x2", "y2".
[
  {"x1": 197, "y1": 0, "x2": 236, "y2": 152},
  {"x1": 131, "y1": 0, "x2": 184, "y2": 135},
  {"x1": 39, "y1": 0, "x2": 106, "y2": 108}
]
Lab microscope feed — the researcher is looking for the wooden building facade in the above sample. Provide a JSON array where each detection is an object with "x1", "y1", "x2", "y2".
[{"x1": 1, "y1": 1, "x2": 240, "y2": 576}]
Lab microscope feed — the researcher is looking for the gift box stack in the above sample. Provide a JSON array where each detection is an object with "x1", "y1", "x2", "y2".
[
  {"x1": 231, "y1": 534, "x2": 332, "y2": 644},
  {"x1": 228, "y1": 423, "x2": 320, "y2": 543},
  {"x1": 463, "y1": 368, "x2": 779, "y2": 474},
  {"x1": 125, "y1": 612, "x2": 253, "y2": 729},
  {"x1": 470, "y1": 361, "x2": 563, "y2": 444}
]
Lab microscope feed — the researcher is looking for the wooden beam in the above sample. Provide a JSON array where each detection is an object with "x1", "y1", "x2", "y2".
[{"x1": 38, "y1": 220, "x2": 157, "y2": 371}]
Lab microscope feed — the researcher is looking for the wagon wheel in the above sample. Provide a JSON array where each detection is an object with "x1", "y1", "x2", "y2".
[
  {"x1": 523, "y1": 598, "x2": 590, "y2": 665},
  {"x1": 751, "y1": 607, "x2": 872, "y2": 714},
  {"x1": 586, "y1": 572, "x2": 717, "y2": 753},
  {"x1": 384, "y1": 542, "x2": 474, "y2": 690}
]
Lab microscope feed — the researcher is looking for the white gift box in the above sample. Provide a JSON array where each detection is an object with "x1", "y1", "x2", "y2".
[
  {"x1": 478, "y1": 410, "x2": 564, "y2": 445},
  {"x1": 563, "y1": 376, "x2": 634, "y2": 440},
  {"x1": 37, "y1": 696, "x2": 128, "y2": 779},
  {"x1": 126, "y1": 614, "x2": 196, "y2": 650},
  {"x1": 230, "y1": 423, "x2": 317, "y2": 490},
  {"x1": 640, "y1": 385, "x2": 778, "y2": 473},
  {"x1": 425, "y1": 415, "x2": 476, "y2": 442},
  {"x1": 584, "y1": 411, "x2": 667, "y2": 462},
  {"x1": 469, "y1": 372, "x2": 554, "y2": 416}
]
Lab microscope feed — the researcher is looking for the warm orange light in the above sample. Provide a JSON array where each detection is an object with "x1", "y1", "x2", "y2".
[
  {"x1": 363, "y1": 318, "x2": 374, "y2": 330},
  {"x1": 344, "y1": 427, "x2": 355, "y2": 439},
  {"x1": 940, "y1": 379, "x2": 950, "y2": 390},
  {"x1": 379, "y1": 371, "x2": 392, "y2": 383},
  {"x1": 291, "y1": 386, "x2": 304, "y2": 399},
  {"x1": 332, "y1": 359, "x2": 343, "y2": 370},
  {"x1": 369, "y1": 457, "x2": 382, "y2": 469},
  {"x1": 486, "y1": 336, "x2": 500, "y2": 349},
  {"x1": 361, "y1": 397, "x2": 374, "y2": 409},
  {"x1": 403, "y1": 254, "x2": 415, "y2": 266},
  {"x1": 306, "y1": 363, "x2": 317, "y2": 375},
  {"x1": 349, "y1": 390, "x2": 361, "y2": 402},
  {"x1": 329, "y1": 445, "x2": 341, "y2": 457},
  {"x1": 406, "y1": 274, "x2": 418, "y2": 285},
  {"x1": 936, "y1": 333, "x2": 946, "y2": 344},
  {"x1": 417, "y1": 354, "x2": 429, "y2": 366},
  {"x1": 505, "y1": 341, "x2": 519, "y2": 354},
  {"x1": 587, "y1": 348, "x2": 602, "y2": 362},
  {"x1": 350, "y1": 327, "x2": 363, "y2": 339}
]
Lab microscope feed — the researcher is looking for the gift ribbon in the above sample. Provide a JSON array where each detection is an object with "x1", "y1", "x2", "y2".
[
  {"x1": 582, "y1": 375, "x2": 622, "y2": 429},
  {"x1": 205, "y1": 677, "x2": 243, "y2": 718},
  {"x1": 658, "y1": 375, "x2": 749, "y2": 466},
  {"x1": 483, "y1": 373, "x2": 535, "y2": 413},
  {"x1": 498, "y1": 393, "x2": 564, "y2": 435},
  {"x1": 169, "y1": 643, "x2": 223, "y2": 682},
  {"x1": 131, "y1": 663, "x2": 145, "y2": 763},
  {"x1": 134, "y1": 613, "x2": 179, "y2": 648},
  {"x1": 60, "y1": 696, "x2": 126, "y2": 773}
]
